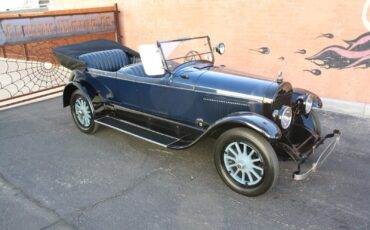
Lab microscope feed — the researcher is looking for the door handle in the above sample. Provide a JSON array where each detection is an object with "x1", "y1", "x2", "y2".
[{"x1": 180, "y1": 74, "x2": 189, "y2": 79}]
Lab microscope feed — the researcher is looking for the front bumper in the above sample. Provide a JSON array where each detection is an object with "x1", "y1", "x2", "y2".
[{"x1": 292, "y1": 129, "x2": 341, "y2": 180}]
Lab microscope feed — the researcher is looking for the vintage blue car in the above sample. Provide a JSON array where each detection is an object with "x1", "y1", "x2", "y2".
[{"x1": 53, "y1": 36, "x2": 340, "y2": 196}]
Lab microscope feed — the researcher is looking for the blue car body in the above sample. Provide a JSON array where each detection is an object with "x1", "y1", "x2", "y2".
[
  {"x1": 54, "y1": 38, "x2": 325, "y2": 155},
  {"x1": 52, "y1": 37, "x2": 343, "y2": 196}
]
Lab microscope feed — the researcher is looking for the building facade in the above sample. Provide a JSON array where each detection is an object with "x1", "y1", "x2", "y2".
[{"x1": 49, "y1": 0, "x2": 370, "y2": 105}]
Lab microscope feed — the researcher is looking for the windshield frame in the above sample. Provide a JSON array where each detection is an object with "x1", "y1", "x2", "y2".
[{"x1": 157, "y1": 36, "x2": 215, "y2": 73}]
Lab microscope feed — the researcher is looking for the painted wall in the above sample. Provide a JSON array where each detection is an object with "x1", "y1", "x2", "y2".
[{"x1": 51, "y1": 0, "x2": 370, "y2": 103}]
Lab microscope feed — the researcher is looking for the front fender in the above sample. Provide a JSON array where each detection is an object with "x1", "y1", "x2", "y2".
[
  {"x1": 169, "y1": 112, "x2": 281, "y2": 150},
  {"x1": 208, "y1": 112, "x2": 282, "y2": 140},
  {"x1": 292, "y1": 88, "x2": 323, "y2": 108}
]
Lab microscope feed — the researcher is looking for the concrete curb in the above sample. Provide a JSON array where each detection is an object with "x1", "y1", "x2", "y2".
[
  {"x1": 321, "y1": 98, "x2": 370, "y2": 118},
  {"x1": 0, "y1": 86, "x2": 64, "y2": 111},
  {"x1": 0, "y1": 92, "x2": 62, "y2": 111}
]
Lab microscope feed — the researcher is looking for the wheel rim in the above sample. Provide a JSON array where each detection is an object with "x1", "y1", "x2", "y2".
[
  {"x1": 74, "y1": 97, "x2": 92, "y2": 128},
  {"x1": 223, "y1": 141, "x2": 264, "y2": 186}
]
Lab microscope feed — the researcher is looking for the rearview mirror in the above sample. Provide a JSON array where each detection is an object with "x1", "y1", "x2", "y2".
[
  {"x1": 215, "y1": 43, "x2": 225, "y2": 55},
  {"x1": 138, "y1": 44, "x2": 165, "y2": 76}
]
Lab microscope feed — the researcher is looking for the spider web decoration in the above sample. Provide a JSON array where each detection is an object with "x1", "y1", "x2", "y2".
[{"x1": 0, "y1": 41, "x2": 70, "y2": 101}]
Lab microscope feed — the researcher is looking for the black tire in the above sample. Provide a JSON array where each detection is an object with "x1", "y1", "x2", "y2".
[
  {"x1": 311, "y1": 109, "x2": 322, "y2": 136},
  {"x1": 70, "y1": 90, "x2": 99, "y2": 134},
  {"x1": 214, "y1": 128, "x2": 279, "y2": 196}
]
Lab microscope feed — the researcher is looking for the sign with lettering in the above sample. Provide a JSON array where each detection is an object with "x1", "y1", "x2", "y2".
[{"x1": 0, "y1": 12, "x2": 116, "y2": 45}]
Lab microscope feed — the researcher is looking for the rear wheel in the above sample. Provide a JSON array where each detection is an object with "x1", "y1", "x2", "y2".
[
  {"x1": 70, "y1": 90, "x2": 99, "y2": 134},
  {"x1": 214, "y1": 128, "x2": 279, "y2": 196}
]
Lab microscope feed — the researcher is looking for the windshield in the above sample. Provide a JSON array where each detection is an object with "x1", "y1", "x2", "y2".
[{"x1": 158, "y1": 36, "x2": 214, "y2": 72}]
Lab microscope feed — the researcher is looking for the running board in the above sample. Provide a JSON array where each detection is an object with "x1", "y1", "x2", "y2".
[{"x1": 95, "y1": 116, "x2": 180, "y2": 147}]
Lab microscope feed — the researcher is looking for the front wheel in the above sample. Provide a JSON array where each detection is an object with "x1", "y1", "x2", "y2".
[
  {"x1": 214, "y1": 128, "x2": 279, "y2": 196},
  {"x1": 70, "y1": 90, "x2": 99, "y2": 134}
]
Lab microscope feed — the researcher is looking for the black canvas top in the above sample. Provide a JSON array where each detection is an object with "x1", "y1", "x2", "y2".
[{"x1": 53, "y1": 39, "x2": 140, "y2": 70}]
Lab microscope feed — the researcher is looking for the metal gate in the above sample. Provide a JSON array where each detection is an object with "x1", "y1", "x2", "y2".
[{"x1": 0, "y1": 4, "x2": 122, "y2": 108}]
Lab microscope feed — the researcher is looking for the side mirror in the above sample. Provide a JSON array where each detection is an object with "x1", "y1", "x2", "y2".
[
  {"x1": 215, "y1": 43, "x2": 225, "y2": 55},
  {"x1": 138, "y1": 44, "x2": 165, "y2": 76}
]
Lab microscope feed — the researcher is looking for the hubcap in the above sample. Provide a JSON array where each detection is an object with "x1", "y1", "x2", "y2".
[
  {"x1": 74, "y1": 97, "x2": 91, "y2": 128},
  {"x1": 223, "y1": 141, "x2": 264, "y2": 186}
]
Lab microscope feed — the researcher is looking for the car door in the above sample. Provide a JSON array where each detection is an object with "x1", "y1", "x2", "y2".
[
  {"x1": 114, "y1": 66, "x2": 202, "y2": 126},
  {"x1": 113, "y1": 72, "x2": 141, "y2": 109},
  {"x1": 114, "y1": 69, "x2": 172, "y2": 117},
  {"x1": 128, "y1": 75, "x2": 171, "y2": 117},
  {"x1": 163, "y1": 68, "x2": 203, "y2": 125}
]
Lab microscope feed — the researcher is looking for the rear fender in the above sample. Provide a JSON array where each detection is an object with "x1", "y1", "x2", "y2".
[
  {"x1": 71, "y1": 70, "x2": 114, "y2": 100},
  {"x1": 63, "y1": 82, "x2": 96, "y2": 113},
  {"x1": 63, "y1": 70, "x2": 111, "y2": 111},
  {"x1": 63, "y1": 81, "x2": 106, "y2": 119}
]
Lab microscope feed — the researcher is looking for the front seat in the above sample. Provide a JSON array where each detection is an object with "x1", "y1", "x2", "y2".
[{"x1": 117, "y1": 63, "x2": 151, "y2": 77}]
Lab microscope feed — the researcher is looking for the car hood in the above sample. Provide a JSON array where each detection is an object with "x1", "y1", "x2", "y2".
[{"x1": 193, "y1": 66, "x2": 287, "y2": 104}]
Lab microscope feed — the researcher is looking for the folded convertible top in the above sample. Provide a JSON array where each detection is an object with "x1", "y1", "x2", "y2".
[{"x1": 53, "y1": 39, "x2": 140, "y2": 70}]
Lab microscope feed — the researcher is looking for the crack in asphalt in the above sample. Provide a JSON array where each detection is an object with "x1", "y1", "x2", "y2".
[
  {"x1": 74, "y1": 167, "x2": 163, "y2": 227},
  {"x1": 0, "y1": 171, "x2": 76, "y2": 230},
  {"x1": 40, "y1": 219, "x2": 72, "y2": 230}
]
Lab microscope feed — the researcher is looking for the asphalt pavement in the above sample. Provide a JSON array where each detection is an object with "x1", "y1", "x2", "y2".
[{"x1": 0, "y1": 97, "x2": 369, "y2": 230}]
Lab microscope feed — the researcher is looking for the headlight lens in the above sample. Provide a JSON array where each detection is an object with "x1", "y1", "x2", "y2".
[
  {"x1": 280, "y1": 106, "x2": 292, "y2": 129},
  {"x1": 305, "y1": 95, "x2": 313, "y2": 114}
]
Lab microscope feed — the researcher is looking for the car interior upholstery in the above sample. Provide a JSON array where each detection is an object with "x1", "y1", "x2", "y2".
[
  {"x1": 79, "y1": 49, "x2": 162, "y2": 78},
  {"x1": 78, "y1": 49, "x2": 130, "y2": 72},
  {"x1": 118, "y1": 63, "x2": 162, "y2": 78}
]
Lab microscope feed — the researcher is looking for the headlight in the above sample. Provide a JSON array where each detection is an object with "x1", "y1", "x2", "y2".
[
  {"x1": 280, "y1": 106, "x2": 292, "y2": 129},
  {"x1": 305, "y1": 95, "x2": 313, "y2": 114},
  {"x1": 272, "y1": 106, "x2": 293, "y2": 129}
]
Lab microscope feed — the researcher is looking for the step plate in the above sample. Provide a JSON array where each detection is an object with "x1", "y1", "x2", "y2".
[{"x1": 95, "y1": 116, "x2": 179, "y2": 147}]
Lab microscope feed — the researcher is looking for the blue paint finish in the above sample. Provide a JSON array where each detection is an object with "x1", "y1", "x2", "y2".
[
  {"x1": 166, "y1": 66, "x2": 205, "y2": 124},
  {"x1": 195, "y1": 67, "x2": 277, "y2": 103},
  {"x1": 64, "y1": 51, "x2": 295, "y2": 141},
  {"x1": 115, "y1": 72, "x2": 141, "y2": 109},
  {"x1": 58, "y1": 38, "x2": 338, "y2": 166},
  {"x1": 195, "y1": 92, "x2": 265, "y2": 125},
  {"x1": 76, "y1": 61, "x2": 287, "y2": 129},
  {"x1": 169, "y1": 111, "x2": 282, "y2": 149},
  {"x1": 125, "y1": 74, "x2": 171, "y2": 116},
  {"x1": 71, "y1": 71, "x2": 115, "y2": 104},
  {"x1": 213, "y1": 112, "x2": 282, "y2": 139},
  {"x1": 191, "y1": 67, "x2": 277, "y2": 126}
]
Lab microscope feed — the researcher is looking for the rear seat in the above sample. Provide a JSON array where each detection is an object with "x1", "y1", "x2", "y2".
[{"x1": 78, "y1": 49, "x2": 129, "y2": 72}]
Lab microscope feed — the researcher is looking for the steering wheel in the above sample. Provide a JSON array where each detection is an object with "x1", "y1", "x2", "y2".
[{"x1": 184, "y1": 50, "x2": 201, "y2": 62}]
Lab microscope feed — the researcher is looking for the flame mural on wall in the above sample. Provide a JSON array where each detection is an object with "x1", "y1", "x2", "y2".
[
  {"x1": 307, "y1": 32, "x2": 370, "y2": 69},
  {"x1": 247, "y1": 0, "x2": 370, "y2": 76},
  {"x1": 363, "y1": 0, "x2": 370, "y2": 30}
]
